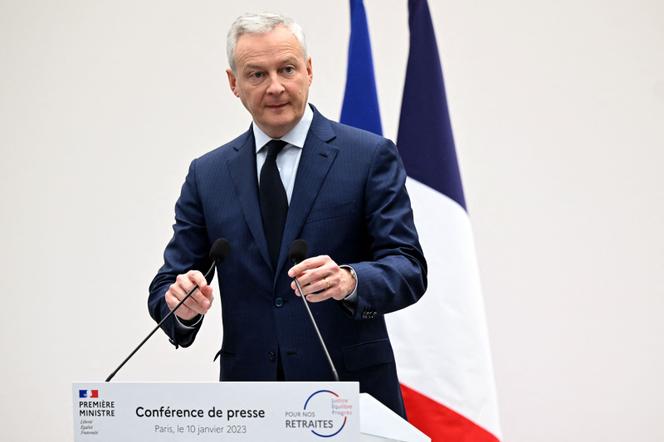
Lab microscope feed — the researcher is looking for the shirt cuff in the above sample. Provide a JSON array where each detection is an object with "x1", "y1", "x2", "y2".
[
  {"x1": 340, "y1": 265, "x2": 358, "y2": 304},
  {"x1": 174, "y1": 314, "x2": 204, "y2": 330}
]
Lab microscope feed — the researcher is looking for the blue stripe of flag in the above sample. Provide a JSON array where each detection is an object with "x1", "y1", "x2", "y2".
[
  {"x1": 339, "y1": 0, "x2": 383, "y2": 136},
  {"x1": 397, "y1": 0, "x2": 466, "y2": 210}
]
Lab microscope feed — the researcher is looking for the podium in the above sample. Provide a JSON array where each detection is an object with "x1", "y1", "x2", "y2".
[{"x1": 73, "y1": 382, "x2": 429, "y2": 441}]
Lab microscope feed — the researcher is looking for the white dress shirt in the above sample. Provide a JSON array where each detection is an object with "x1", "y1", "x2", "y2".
[{"x1": 253, "y1": 103, "x2": 313, "y2": 202}]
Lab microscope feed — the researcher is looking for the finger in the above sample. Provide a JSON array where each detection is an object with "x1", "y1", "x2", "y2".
[
  {"x1": 296, "y1": 266, "x2": 334, "y2": 287},
  {"x1": 290, "y1": 280, "x2": 311, "y2": 297},
  {"x1": 168, "y1": 282, "x2": 187, "y2": 302},
  {"x1": 175, "y1": 274, "x2": 197, "y2": 294},
  {"x1": 182, "y1": 296, "x2": 207, "y2": 315},
  {"x1": 170, "y1": 280, "x2": 210, "y2": 313},
  {"x1": 165, "y1": 289, "x2": 182, "y2": 310},
  {"x1": 191, "y1": 282, "x2": 214, "y2": 303},
  {"x1": 288, "y1": 255, "x2": 329, "y2": 278},
  {"x1": 170, "y1": 282, "x2": 200, "y2": 309},
  {"x1": 186, "y1": 270, "x2": 213, "y2": 304},
  {"x1": 173, "y1": 287, "x2": 207, "y2": 315},
  {"x1": 299, "y1": 276, "x2": 332, "y2": 296},
  {"x1": 165, "y1": 290, "x2": 198, "y2": 319},
  {"x1": 176, "y1": 274, "x2": 210, "y2": 309},
  {"x1": 187, "y1": 270, "x2": 209, "y2": 289},
  {"x1": 304, "y1": 287, "x2": 336, "y2": 303},
  {"x1": 201, "y1": 285, "x2": 214, "y2": 301},
  {"x1": 291, "y1": 280, "x2": 304, "y2": 296}
]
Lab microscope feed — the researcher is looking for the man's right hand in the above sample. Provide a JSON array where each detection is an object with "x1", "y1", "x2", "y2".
[{"x1": 165, "y1": 270, "x2": 214, "y2": 321}]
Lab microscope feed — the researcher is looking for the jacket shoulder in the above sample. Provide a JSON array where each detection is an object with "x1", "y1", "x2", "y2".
[
  {"x1": 330, "y1": 121, "x2": 389, "y2": 146},
  {"x1": 310, "y1": 105, "x2": 391, "y2": 149},
  {"x1": 195, "y1": 130, "x2": 252, "y2": 165}
]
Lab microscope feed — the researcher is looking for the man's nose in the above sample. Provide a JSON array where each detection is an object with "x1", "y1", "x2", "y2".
[{"x1": 266, "y1": 72, "x2": 285, "y2": 95}]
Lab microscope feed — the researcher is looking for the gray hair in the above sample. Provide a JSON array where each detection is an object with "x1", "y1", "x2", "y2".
[{"x1": 226, "y1": 12, "x2": 308, "y2": 72}]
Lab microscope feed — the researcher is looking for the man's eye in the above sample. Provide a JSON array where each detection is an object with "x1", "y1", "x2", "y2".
[
  {"x1": 282, "y1": 66, "x2": 295, "y2": 75},
  {"x1": 252, "y1": 72, "x2": 264, "y2": 78}
]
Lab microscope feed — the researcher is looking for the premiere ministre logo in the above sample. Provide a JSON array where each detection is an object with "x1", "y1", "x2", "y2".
[
  {"x1": 78, "y1": 389, "x2": 116, "y2": 418},
  {"x1": 77, "y1": 388, "x2": 116, "y2": 437},
  {"x1": 284, "y1": 389, "x2": 354, "y2": 438}
]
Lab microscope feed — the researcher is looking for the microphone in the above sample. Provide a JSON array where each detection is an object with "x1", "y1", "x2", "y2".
[
  {"x1": 288, "y1": 240, "x2": 340, "y2": 382},
  {"x1": 288, "y1": 239, "x2": 308, "y2": 263},
  {"x1": 209, "y1": 238, "x2": 231, "y2": 263},
  {"x1": 105, "y1": 238, "x2": 230, "y2": 382}
]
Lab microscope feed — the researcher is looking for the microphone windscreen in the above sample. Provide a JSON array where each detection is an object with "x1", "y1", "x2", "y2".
[
  {"x1": 288, "y1": 239, "x2": 308, "y2": 263},
  {"x1": 209, "y1": 238, "x2": 230, "y2": 262}
]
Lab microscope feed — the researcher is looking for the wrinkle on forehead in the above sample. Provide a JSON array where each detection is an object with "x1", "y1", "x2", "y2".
[
  {"x1": 237, "y1": 47, "x2": 303, "y2": 69},
  {"x1": 233, "y1": 27, "x2": 306, "y2": 70}
]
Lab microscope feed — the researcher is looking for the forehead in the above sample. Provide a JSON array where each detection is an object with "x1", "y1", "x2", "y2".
[{"x1": 234, "y1": 26, "x2": 305, "y2": 67}]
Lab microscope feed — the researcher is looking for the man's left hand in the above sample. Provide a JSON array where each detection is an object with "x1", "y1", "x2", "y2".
[{"x1": 288, "y1": 255, "x2": 355, "y2": 302}]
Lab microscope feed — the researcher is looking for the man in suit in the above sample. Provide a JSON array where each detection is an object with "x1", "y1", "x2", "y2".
[{"x1": 148, "y1": 12, "x2": 427, "y2": 418}]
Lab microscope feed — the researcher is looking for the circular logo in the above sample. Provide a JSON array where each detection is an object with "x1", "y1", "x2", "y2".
[{"x1": 303, "y1": 390, "x2": 349, "y2": 438}]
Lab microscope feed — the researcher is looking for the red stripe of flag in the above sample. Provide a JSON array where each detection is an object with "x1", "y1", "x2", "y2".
[{"x1": 401, "y1": 384, "x2": 499, "y2": 442}]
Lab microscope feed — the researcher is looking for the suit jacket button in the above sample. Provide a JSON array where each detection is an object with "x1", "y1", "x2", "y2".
[
  {"x1": 268, "y1": 351, "x2": 277, "y2": 362},
  {"x1": 274, "y1": 297, "x2": 284, "y2": 308}
]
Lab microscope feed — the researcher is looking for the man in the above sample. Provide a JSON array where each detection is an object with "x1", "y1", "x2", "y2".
[{"x1": 148, "y1": 12, "x2": 427, "y2": 418}]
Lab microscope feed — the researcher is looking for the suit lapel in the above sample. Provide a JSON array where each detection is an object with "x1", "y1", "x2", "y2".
[
  {"x1": 226, "y1": 129, "x2": 272, "y2": 270},
  {"x1": 275, "y1": 112, "x2": 338, "y2": 279}
]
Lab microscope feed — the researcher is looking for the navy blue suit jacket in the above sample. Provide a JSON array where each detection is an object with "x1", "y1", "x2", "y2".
[{"x1": 149, "y1": 107, "x2": 427, "y2": 417}]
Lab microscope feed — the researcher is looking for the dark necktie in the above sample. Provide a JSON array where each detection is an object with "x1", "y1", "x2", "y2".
[{"x1": 259, "y1": 139, "x2": 289, "y2": 268}]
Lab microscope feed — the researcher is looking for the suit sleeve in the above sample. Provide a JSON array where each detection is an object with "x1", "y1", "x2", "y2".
[
  {"x1": 347, "y1": 138, "x2": 428, "y2": 320},
  {"x1": 148, "y1": 158, "x2": 212, "y2": 348}
]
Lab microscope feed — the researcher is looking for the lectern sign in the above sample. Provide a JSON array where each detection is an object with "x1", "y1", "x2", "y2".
[{"x1": 72, "y1": 382, "x2": 359, "y2": 441}]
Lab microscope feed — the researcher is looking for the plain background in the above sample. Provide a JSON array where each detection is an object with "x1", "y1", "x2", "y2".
[{"x1": 1, "y1": 1, "x2": 663, "y2": 440}]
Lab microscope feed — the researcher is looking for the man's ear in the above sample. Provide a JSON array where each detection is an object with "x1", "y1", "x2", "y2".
[
  {"x1": 226, "y1": 69, "x2": 240, "y2": 97},
  {"x1": 306, "y1": 57, "x2": 313, "y2": 85}
]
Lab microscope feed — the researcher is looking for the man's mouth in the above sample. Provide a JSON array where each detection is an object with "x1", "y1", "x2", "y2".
[{"x1": 265, "y1": 103, "x2": 289, "y2": 109}]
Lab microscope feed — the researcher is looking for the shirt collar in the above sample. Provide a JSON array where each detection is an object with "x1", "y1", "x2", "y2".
[{"x1": 253, "y1": 103, "x2": 314, "y2": 152}]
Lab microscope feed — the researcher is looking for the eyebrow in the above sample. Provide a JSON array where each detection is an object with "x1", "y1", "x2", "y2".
[
  {"x1": 278, "y1": 57, "x2": 299, "y2": 65},
  {"x1": 243, "y1": 58, "x2": 300, "y2": 72},
  {"x1": 243, "y1": 64, "x2": 265, "y2": 72}
]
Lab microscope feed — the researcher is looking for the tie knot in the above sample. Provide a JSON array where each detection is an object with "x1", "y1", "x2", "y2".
[{"x1": 265, "y1": 139, "x2": 288, "y2": 159}]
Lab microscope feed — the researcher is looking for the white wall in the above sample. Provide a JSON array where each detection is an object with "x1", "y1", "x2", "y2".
[{"x1": 0, "y1": 1, "x2": 662, "y2": 440}]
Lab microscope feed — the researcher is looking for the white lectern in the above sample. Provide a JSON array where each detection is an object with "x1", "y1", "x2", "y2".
[{"x1": 73, "y1": 382, "x2": 429, "y2": 441}]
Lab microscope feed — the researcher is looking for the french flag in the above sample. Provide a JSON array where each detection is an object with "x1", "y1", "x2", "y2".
[
  {"x1": 79, "y1": 389, "x2": 99, "y2": 399},
  {"x1": 341, "y1": 0, "x2": 502, "y2": 440}
]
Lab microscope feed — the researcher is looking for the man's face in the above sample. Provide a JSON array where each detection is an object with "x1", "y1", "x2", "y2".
[{"x1": 227, "y1": 25, "x2": 313, "y2": 139}]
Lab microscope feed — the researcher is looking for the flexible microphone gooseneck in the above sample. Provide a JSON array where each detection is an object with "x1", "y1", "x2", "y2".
[
  {"x1": 288, "y1": 239, "x2": 340, "y2": 382},
  {"x1": 105, "y1": 238, "x2": 230, "y2": 382}
]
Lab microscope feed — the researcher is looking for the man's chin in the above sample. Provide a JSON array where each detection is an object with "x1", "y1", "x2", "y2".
[
  {"x1": 259, "y1": 114, "x2": 299, "y2": 134},
  {"x1": 258, "y1": 119, "x2": 296, "y2": 138}
]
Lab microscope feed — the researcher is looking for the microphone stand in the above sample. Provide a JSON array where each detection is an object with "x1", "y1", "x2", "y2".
[
  {"x1": 105, "y1": 260, "x2": 217, "y2": 382},
  {"x1": 292, "y1": 276, "x2": 340, "y2": 382}
]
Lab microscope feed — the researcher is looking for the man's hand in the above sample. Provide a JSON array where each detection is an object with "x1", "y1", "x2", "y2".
[
  {"x1": 288, "y1": 255, "x2": 356, "y2": 302},
  {"x1": 165, "y1": 270, "x2": 214, "y2": 321}
]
